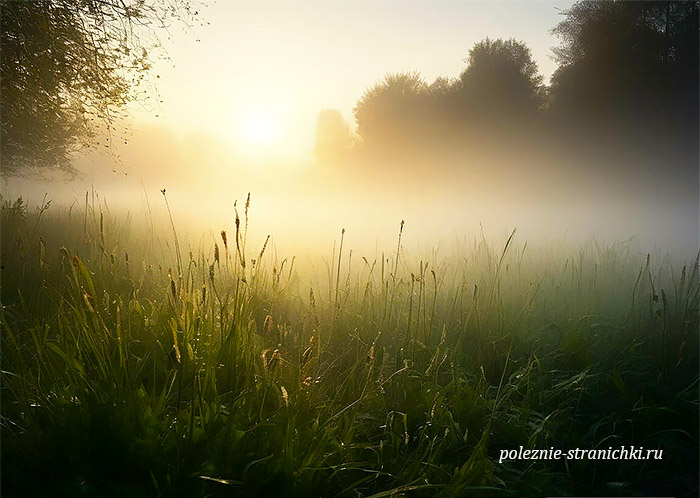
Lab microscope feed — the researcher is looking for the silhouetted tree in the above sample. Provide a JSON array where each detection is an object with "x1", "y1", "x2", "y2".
[
  {"x1": 457, "y1": 38, "x2": 544, "y2": 122},
  {"x1": 0, "y1": 0, "x2": 197, "y2": 175},
  {"x1": 313, "y1": 109, "x2": 352, "y2": 163},
  {"x1": 427, "y1": 76, "x2": 456, "y2": 97},
  {"x1": 425, "y1": 76, "x2": 461, "y2": 131},
  {"x1": 352, "y1": 40, "x2": 545, "y2": 155},
  {"x1": 549, "y1": 1, "x2": 699, "y2": 132},
  {"x1": 353, "y1": 72, "x2": 428, "y2": 147}
]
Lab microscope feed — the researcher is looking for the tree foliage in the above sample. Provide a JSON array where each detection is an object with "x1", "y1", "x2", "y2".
[
  {"x1": 0, "y1": 0, "x2": 195, "y2": 175},
  {"x1": 549, "y1": 1, "x2": 699, "y2": 130},
  {"x1": 352, "y1": 39, "x2": 544, "y2": 148},
  {"x1": 457, "y1": 38, "x2": 544, "y2": 118},
  {"x1": 346, "y1": 3, "x2": 697, "y2": 167},
  {"x1": 353, "y1": 72, "x2": 428, "y2": 146}
]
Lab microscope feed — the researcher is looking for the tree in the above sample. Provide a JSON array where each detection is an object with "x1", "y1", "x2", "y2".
[
  {"x1": 313, "y1": 109, "x2": 352, "y2": 163},
  {"x1": 426, "y1": 76, "x2": 459, "y2": 118},
  {"x1": 457, "y1": 38, "x2": 544, "y2": 121},
  {"x1": 353, "y1": 71, "x2": 428, "y2": 146},
  {"x1": 0, "y1": 0, "x2": 196, "y2": 175},
  {"x1": 549, "y1": 1, "x2": 699, "y2": 130}
]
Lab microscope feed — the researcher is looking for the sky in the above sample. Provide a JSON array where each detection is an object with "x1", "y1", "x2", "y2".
[
  {"x1": 7, "y1": 0, "x2": 696, "y2": 260},
  {"x1": 134, "y1": 0, "x2": 575, "y2": 159}
]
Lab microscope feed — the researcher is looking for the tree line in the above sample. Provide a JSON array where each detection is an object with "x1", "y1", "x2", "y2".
[
  {"x1": 1, "y1": 1, "x2": 697, "y2": 176},
  {"x1": 314, "y1": 1, "x2": 699, "y2": 172}
]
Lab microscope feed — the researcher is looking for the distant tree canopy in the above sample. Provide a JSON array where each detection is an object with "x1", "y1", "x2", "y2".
[
  {"x1": 349, "y1": 38, "x2": 544, "y2": 149},
  {"x1": 549, "y1": 0, "x2": 699, "y2": 132},
  {"x1": 0, "y1": 0, "x2": 196, "y2": 175},
  {"x1": 457, "y1": 38, "x2": 544, "y2": 120},
  {"x1": 334, "y1": 0, "x2": 698, "y2": 165},
  {"x1": 353, "y1": 72, "x2": 429, "y2": 147}
]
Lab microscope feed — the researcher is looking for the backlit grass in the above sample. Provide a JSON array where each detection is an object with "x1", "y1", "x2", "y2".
[{"x1": 1, "y1": 194, "x2": 698, "y2": 497}]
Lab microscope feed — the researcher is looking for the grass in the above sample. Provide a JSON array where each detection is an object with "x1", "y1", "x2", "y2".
[{"x1": 1, "y1": 193, "x2": 698, "y2": 497}]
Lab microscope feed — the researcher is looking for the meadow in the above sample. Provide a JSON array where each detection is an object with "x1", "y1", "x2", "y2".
[{"x1": 1, "y1": 193, "x2": 698, "y2": 497}]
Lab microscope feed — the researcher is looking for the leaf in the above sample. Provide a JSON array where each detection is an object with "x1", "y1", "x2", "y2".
[
  {"x1": 46, "y1": 342, "x2": 85, "y2": 375},
  {"x1": 198, "y1": 476, "x2": 242, "y2": 486}
]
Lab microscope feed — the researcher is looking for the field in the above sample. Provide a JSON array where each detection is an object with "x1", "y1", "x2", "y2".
[{"x1": 1, "y1": 194, "x2": 698, "y2": 497}]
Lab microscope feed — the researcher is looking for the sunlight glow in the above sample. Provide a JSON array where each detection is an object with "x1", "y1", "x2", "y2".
[{"x1": 240, "y1": 113, "x2": 281, "y2": 147}]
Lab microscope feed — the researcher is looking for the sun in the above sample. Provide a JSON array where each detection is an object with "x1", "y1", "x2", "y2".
[{"x1": 240, "y1": 113, "x2": 281, "y2": 147}]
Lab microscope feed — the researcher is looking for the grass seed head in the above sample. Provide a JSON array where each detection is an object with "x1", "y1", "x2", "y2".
[
  {"x1": 259, "y1": 235, "x2": 270, "y2": 263},
  {"x1": 170, "y1": 344, "x2": 181, "y2": 366},
  {"x1": 262, "y1": 348, "x2": 280, "y2": 375}
]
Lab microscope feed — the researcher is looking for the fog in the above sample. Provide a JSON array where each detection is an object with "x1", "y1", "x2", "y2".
[
  {"x1": 3, "y1": 119, "x2": 697, "y2": 262},
  {"x1": 3, "y1": 1, "x2": 698, "y2": 262}
]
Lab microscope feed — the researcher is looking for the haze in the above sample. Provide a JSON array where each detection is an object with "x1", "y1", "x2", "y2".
[{"x1": 2, "y1": 0, "x2": 698, "y2": 260}]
